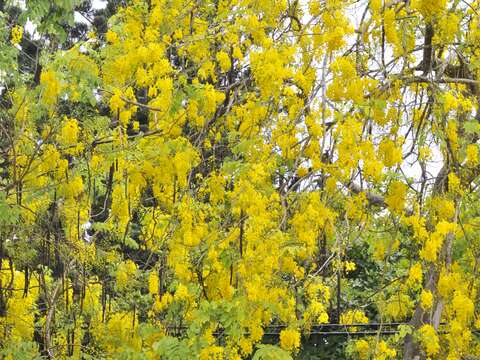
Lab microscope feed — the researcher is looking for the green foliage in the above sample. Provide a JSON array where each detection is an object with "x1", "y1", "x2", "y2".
[
  {"x1": 252, "y1": 345, "x2": 292, "y2": 360},
  {"x1": 153, "y1": 337, "x2": 193, "y2": 360}
]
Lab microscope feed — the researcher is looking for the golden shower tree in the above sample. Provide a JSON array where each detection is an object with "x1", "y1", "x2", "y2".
[{"x1": 1, "y1": 0, "x2": 480, "y2": 358}]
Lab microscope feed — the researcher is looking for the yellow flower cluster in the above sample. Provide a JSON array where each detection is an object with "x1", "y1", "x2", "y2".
[
  {"x1": 385, "y1": 181, "x2": 407, "y2": 214},
  {"x1": 379, "y1": 139, "x2": 402, "y2": 168},
  {"x1": 279, "y1": 328, "x2": 301, "y2": 352},
  {"x1": 40, "y1": 69, "x2": 62, "y2": 106},
  {"x1": 5, "y1": 0, "x2": 480, "y2": 358},
  {"x1": 0, "y1": 261, "x2": 39, "y2": 341},
  {"x1": 466, "y1": 144, "x2": 479, "y2": 166},
  {"x1": 419, "y1": 324, "x2": 440, "y2": 356},
  {"x1": 58, "y1": 117, "x2": 79, "y2": 145},
  {"x1": 340, "y1": 309, "x2": 369, "y2": 332},
  {"x1": 421, "y1": 289, "x2": 433, "y2": 309},
  {"x1": 412, "y1": 0, "x2": 447, "y2": 18},
  {"x1": 10, "y1": 25, "x2": 23, "y2": 45},
  {"x1": 116, "y1": 260, "x2": 137, "y2": 289}
]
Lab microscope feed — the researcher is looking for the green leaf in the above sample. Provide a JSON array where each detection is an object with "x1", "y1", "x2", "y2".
[
  {"x1": 124, "y1": 236, "x2": 139, "y2": 249},
  {"x1": 464, "y1": 120, "x2": 480, "y2": 135},
  {"x1": 0, "y1": 193, "x2": 19, "y2": 225},
  {"x1": 252, "y1": 345, "x2": 293, "y2": 360},
  {"x1": 153, "y1": 337, "x2": 180, "y2": 354},
  {"x1": 153, "y1": 337, "x2": 194, "y2": 360}
]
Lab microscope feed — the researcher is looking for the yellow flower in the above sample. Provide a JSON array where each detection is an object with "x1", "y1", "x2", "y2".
[
  {"x1": 446, "y1": 120, "x2": 458, "y2": 152},
  {"x1": 346, "y1": 192, "x2": 367, "y2": 221},
  {"x1": 58, "y1": 117, "x2": 79, "y2": 145},
  {"x1": 279, "y1": 328, "x2": 301, "y2": 352},
  {"x1": 153, "y1": 293, "x2": 173, "y2": 312},
  {"x1": 340, "y1": 309, "x2": 368, "y2": 331},
  {"x1": 412, "y1": 0, "x2": 447, "y2": 19},
  {"x1": 105, "y1": 29, "x2": 119, "y2": 43},
  {"x1": 377, "y1": 340, "x2": 397, "y2": 359},
  {"x1": 452, "y1": 292, "x2": 474, "y2": 324},
  {"x1": 466, "y1": 144, "x2": 478, "y2": 167},
  {"x1": 419, "y1": 324, "x2": 440, "y2": 356},
  {"x1": 407, "y1": 263, "x2": 423, "y2": 286},
  {"x1": 40, "y1": 69, "x2": 61, "y2": 105},
  {"x1": 384, "y1": 9, "x2": 399, "y2": 48},
  {"x1": 149, "y1": 271, "x2": 159, "y2": 295},
  {"x1": 355, "y1": 339, "x2": 370, "y2": 359},
  {"x1": 379, "y1": 139, "x2": 402, "y2": 167},
  {"x1": 199, "y1": 346, "x2": 224, "y2": 360},
  {"x1": 174, "y1": 283, "x2": 189, "y2": 301},
  {"x1": 173, "y1": 28, "x2": 183, "y2": 40},
  {"x1": 420, "y1": 289, "x2": 433, "y2": 309},
  {"x1": 385, "y1": 181, "x2": 407, "y2": 213},
  {"x1": 431, "y1": 197, "x2": 455, "y2": 220},
  {"x1": 11, "y1": 25, "x2": 23, "y2": 45},
  {"x1": 232, "y1": 46, "x2": 243, "y2": 60},
  {"x1": 419, "y1": 146, "x2": 432, "y2": 161},
  {"x1": 448, "y1": 172, "x2": 461, "y2": 194},
  {"x1": 216, "y1": 51, "x2": 231, "y2": 72},
  {"x1": 345, "y1": 261, "x2": 356, "y2": 272},
  {"x1": 62, "y1": 175, "x2": 84, "y2": 199},
  {"x1": 116, "y1": 260, "x2": 137, "y2": 289},
  {"x1": 239, "y1": 337, "x2": 253, "y2": 355},
  {"x1": 443, "y1": 92, "x2": 458, "y2": 112},
  {"x1": 363, "y1": 159, "x2": 384, "y2": 183},
  {"x1": 297, "y1": 166, "x2": 309, "y2": 178}
]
